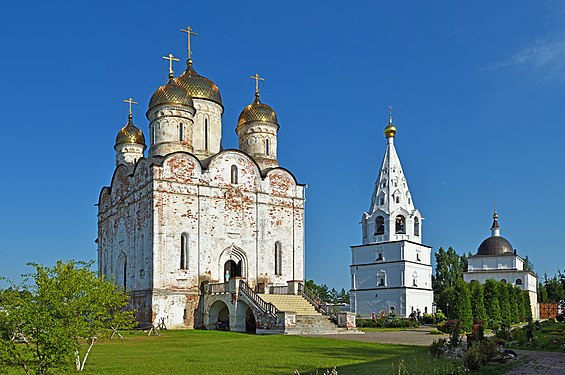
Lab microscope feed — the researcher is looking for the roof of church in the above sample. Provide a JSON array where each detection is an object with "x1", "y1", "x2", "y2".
[
  {"x1": 368, "y1": 111, "x2": 416, "y2": 216},
  {"x1": 115, "y1": 114, "x2": 146, "y2": 147},
  {"x1": 175, "y1": 60, "x2": 222, "y2": 107},
  {"x1": 477, "y1": 236, "x2": 514, "y2": 256},
  {"x1": 475, "y1": 210, "x2": 515, "y2": 256},
  {"x1": 148, "y1": 75, "x2": 194, "y2": 111},
  {"x1": 236, "y1": 94, "x2": 279, "y2": 131}
]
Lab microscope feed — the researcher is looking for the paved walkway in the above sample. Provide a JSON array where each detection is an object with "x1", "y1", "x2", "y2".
[
  {"x1": 307, "y1": 327, "x2": 446, "y2": 346},
  {"x1": 504, "y1": 350, "x2": 565, "y2": 375},
  {"x1": 308, "y1": 329, "x2": 565, "y2": 374}
]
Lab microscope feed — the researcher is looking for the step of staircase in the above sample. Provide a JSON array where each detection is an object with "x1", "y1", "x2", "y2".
[
  {"x1": 258, "y1": 294, "x2": 321, "y2": 316},
  {"x1": 257, "y1": 294, "x2": 343, "y2": 334}
]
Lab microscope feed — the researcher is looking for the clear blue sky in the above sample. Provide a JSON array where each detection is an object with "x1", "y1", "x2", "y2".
[{"x1": 1, "y1": 1, "x2": 564, "y2": 290}]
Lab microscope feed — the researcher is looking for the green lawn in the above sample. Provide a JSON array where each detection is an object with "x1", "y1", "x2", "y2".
[{"x1": 4, "y1": 330, "x2": 516, "y2": 374}]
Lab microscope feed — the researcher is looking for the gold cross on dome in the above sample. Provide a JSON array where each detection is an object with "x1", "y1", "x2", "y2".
[
  {"x1": 162, "y1": 53, "x2": 180, "y2": 75},
  {"x1": 388, "y1": 105, "x2": 393, "y2": 117},
  {"x1": 180, "y1": 25, "x2": 198, "y2": 60},
  {"x1": 250, "y1": 73, "x2": 264, "y2": 96},
  {"x1": 123, "y1": 97, "x2": 138, "y2": 116}
]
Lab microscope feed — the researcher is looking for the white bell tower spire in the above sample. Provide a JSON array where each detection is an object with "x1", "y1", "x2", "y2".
[{"x1": 362, "y1": 108, "x2": 422, "y2": 244}]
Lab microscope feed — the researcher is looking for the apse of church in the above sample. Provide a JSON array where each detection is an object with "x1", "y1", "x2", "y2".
[{"x1": 97, "y1": 25, "x2": 305, "y2": 329}]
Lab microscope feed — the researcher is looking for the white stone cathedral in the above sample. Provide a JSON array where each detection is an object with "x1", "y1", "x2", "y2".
[
  {"x1": 97, "y1": 30, "x2": 305, "y2": 329},
  {"x1": 350, "y1": 113, "x2": 434, "y2": 318}
]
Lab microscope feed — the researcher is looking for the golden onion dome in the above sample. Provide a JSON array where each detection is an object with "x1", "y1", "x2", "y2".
[
  {"x1": 115, "y1": 114, "x2": 146, "y2": 147},
  {"x1": 236, "y1": 94, "x2": 279, "y2": 131},
  {"x1": 384, "y1": 115, "x2": 397, "y2": 138},
  {"x1": 148, "y1": 75, "x2": 194, "y2": 111},
  {"x1": 175, "y1": 60, "x2": 222, "y2": 107}
]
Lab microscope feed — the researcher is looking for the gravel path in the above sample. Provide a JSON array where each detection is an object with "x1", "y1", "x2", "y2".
[{"x1": 306, "y1": 327, "x2": 446, "y2": 346}]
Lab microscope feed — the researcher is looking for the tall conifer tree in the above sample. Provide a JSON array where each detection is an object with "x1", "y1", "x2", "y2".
[
  {"x1": 498, "y1": 282, "x2": 511, "y2": 327},
  {"x1": 469, "y1": 280, "x2": 487, "y2": 323},
  {"x1": 484, "y1": 279, "x2": 501, "y2": 328},
  {"x1": 452, "y1": 279, "x2": 473, "y2": 331}
]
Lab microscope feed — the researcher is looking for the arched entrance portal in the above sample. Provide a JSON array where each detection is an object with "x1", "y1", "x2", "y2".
[
  {"x1": 209, "y1": 300, "x2": 230, "y2": 331},
  {"x1": 245, "y1": 307, "x2": 256, "y2": 333},
  {"x1": 224, "y1": 259, "x2": 242, "y2": 281}
]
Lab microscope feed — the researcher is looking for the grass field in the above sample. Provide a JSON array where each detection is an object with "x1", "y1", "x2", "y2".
[
  {"x1": 82, "y1": 330, "x2": 455, "y2": 375},
  {"x1": 82, "y1": 330, "x2": 506, "y2": 375},
  {"x1": 4, "y1": 330, "x2": 515, "y2": 374}
]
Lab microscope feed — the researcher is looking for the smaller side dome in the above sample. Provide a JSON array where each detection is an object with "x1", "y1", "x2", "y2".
[
  {"x1": 237, "y1": 95, "x2": 279, "y2": 131},
  {"x1": 116, "y1": 114, "x2": 146, "y2": 147},
  {"x1": 148, "y1": 76, "x2": 194, "y2": 111}
]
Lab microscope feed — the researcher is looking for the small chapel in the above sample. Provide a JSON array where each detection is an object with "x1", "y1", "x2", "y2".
[
  {"x1": 97, "y1": 25, "x2": 353, "y2": 334},
  {"x1": 349, "y1": 112, "x2": 434, "y2": 318},
  {"x1": 463, "y1": 211, "x2": 539, "y2": 319}
]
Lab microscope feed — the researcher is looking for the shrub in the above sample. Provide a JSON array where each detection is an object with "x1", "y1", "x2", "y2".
[
  {"x1": 429, "y1": 329, "x2": 443, "y2": 335},
  {"x1": 434, "y1": 310, "x2": 447, "y2": 323},
  {"x1": 421, "y1": 313, "x2": 435, "y2": 324},
  {"x1": 428, "y1": 338, "x2": 447, "y2": 358},
  {"x1": 356, "y1": 318, "x2": 384, "y2": 328},
  {"x1": 462, "y1": 338, "x2": 497, "y2": 370}
]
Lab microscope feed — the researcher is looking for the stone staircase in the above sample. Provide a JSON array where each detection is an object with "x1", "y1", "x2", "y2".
[{"x1": 258, "y1": 294, "x2": 348, "y2": 335}]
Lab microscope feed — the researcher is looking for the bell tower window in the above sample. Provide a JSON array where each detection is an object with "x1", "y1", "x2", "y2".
[
  {"x1": 375, "y1": 216, "x2": 385, "y2": 235},
  {"x1": 414, "y1": 217, "x2": 420, "y2": 236},
  {"x1": 395, "y1": 215, "x2": 406, "y2": 234}
]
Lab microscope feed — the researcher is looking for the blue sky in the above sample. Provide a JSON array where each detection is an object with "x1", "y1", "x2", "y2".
[{"x1": 0, "y1": 1, "x2": 564, "y2": 290}]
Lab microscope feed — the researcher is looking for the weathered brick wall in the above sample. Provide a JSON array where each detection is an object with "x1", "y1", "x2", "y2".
[{"x1": 99, "y1": 149, "x2": 304, "y2": 329}]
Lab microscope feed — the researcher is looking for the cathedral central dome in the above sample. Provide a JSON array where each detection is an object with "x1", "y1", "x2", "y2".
[
  {"x1": 237, "y1": 95, "x2": 279, "y2": 131},
  {"x1": 175, "y1": 60, "x2": 222, "y2": 107}
]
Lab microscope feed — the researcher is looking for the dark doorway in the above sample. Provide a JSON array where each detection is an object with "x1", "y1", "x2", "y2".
[
  {"x1": 224, "y1": 260, "x2": 242, "y2": 281},
  {"x1": 245, "y1": 308, "x2": 256, "y2": 333}
]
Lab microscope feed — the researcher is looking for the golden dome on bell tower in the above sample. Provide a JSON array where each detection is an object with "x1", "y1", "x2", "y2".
[{"x1": 384, "y1": 106, "x2": 397, "y2": 138}]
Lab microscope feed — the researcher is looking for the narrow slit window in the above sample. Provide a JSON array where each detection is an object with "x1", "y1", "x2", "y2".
[
  {"x1": 266, "y1": 138, "x2": 270, "y2": 156},
  {"x1": 180, "y1": 233, "x2": 189, "y2": 270},
  {"x1": 179, "y1": 123, "x2": 183, "y2": 141},
  {"x1": 231, "y1": 165, "x2": 238, "y2": 184},
  {"x1": 274, "y1": 242, "x2": 282, "y2": 276},
  {"x1": 204, "y1": 118, "x2": 209, "y2": 150}
]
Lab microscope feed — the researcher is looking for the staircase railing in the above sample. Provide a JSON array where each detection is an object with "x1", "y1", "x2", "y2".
[
  {"x1": 208, "y1": 282, "x2": 230, "y2": 294},
  {"x1": 239, "y1": 280, "x2": 278, "y2": 319},
  {"x1": 298, "y1": 282, "x2": 339, "y2": 320}
]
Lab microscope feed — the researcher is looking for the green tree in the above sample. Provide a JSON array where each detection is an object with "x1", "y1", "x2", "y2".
[
  {"x1": 522, "y1": 256, "x2": 535, "y2": 274},
  {"x1": 0, "y1": 260, "x2": 135, "y2": 374},
  {"x1": 451, "y1": 279, "x2": 473, "y2": 332},
  {"x1": 469, "y1": 280, "x2": 487, "y2": 323},
  {"x1": 516, "y1": 287, "x2": 525, "y2": 322},
  {"x1": 523, "y1": 290, "x2": 533, "y2": 321},
  {"x1": 433, "y1": 247, "x2": 466, "y2": 312},
  {"x1": 483, "y1": 279, "x2": 501, "y2": 328},
  {"x1": 538, "y1": 282, "x2": 548, "y2": 303},
  {"x1": 507, "y1": 284, "x2": 519, "y2": 324},
  {"x1": 544, "y1": 274, "x2": 565, "y2": 302},
  {"x1": 498, "y1": 282, "x2": 511, "y2": 328}
]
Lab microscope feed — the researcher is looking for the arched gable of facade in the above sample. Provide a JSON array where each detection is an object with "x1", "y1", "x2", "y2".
[{"x1": 218, "y1": 244, "x2": 248, "y2": 280}]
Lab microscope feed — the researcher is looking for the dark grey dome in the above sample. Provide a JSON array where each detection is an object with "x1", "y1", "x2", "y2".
[{"x1": 477, "y1": 236, "x2": 514, "y2": 256}]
